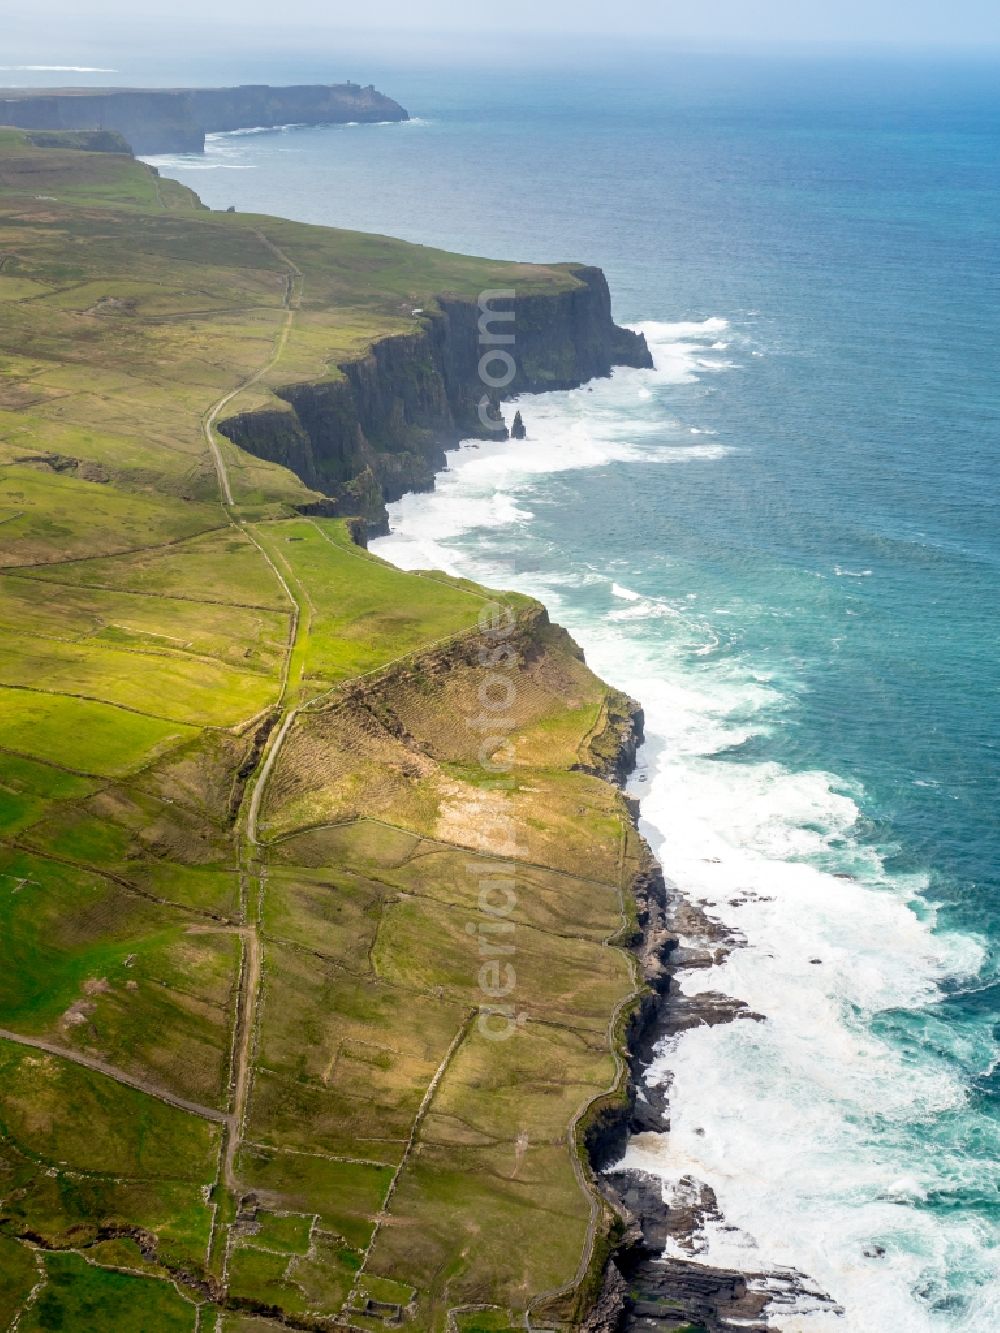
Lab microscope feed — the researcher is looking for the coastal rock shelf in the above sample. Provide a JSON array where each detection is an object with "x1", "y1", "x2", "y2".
[
  {"x1": 582, "y1": 840, "x2": 838, "y2": 1330},
  {"x1": 0, "y1": 82, "x2": 408, "y2": 154}
]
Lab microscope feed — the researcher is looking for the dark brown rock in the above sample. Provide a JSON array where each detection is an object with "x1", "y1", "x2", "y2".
[{"x1": 218, "y1": 268, "x2": 652, "y2": 535}]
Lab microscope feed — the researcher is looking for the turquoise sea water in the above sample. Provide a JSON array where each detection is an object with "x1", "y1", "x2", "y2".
[{"x1": 145, "y1": 52, "x2": 1000, "y2": 1329}]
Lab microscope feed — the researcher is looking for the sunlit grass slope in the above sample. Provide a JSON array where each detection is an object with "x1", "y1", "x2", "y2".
[{"x1": 0, "y1": 131, "x2": 641, "y2": 1331}]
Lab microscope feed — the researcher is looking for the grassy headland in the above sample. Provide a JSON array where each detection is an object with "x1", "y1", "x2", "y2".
[{"x1": 0, "y1": 131, "x2": 652, "y2": 1331}]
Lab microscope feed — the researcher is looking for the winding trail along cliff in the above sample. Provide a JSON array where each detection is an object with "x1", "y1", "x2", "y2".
[{"x1": 0, "y1": 82, "x2": 408, "y2": 154}]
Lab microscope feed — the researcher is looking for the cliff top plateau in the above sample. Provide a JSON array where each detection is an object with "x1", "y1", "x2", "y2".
[{"x1": 0, "y1": 129, "x2": 658, "y2": 1332}]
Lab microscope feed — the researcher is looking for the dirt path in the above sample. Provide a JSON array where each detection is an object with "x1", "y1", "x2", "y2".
[
  {"x1": 0, "y1": 1027, "x2": 230, "y2": 1125},
  {"x1": 201, "y1": 230, "x2": 302, "y2": 510},
  {"x1": 222, "y1": 924, "x2": 261, "y2": 1191},
  {"x1": 245, "y1": 709, "x2": 297, "y2": 846},
  {"x1": 194, "y1": 222, "x2": 306, "y2": 1202}
]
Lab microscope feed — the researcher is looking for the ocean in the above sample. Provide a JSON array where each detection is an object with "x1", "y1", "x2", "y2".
[{"x1": 142, "y1": 50, "x2": 1000, "y2": 1330}]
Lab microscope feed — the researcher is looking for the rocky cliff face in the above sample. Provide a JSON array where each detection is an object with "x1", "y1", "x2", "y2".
[
  {"x1": 217, "y1": 265, "x2": 652, "y2": 532},
  {"x1": 0, "y1": 84, "x2": 408, "y2": 155},
  {"x1": 580, "y1": 793, "x2": 841, "y2": 1332}
]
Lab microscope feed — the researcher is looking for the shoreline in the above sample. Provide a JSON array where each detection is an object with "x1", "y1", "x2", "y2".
[
  {"x1": 371, "y1": 424, "x2": 840, "y2": 1333},
  {"x1": 369, "y1": 364, "x2": 988, "y2": 1333},
  {"x1": 571, "y1": 708, "x2": 839, "y2": 1333}
]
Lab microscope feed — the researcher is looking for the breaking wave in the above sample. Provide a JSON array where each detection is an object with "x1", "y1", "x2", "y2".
[{"x1": 372, "y1": 313, "x2": 1000, "y2": 1330}]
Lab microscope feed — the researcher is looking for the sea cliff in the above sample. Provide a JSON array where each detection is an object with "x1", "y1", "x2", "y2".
[
  {"x1": 0, "y1": 82, "x2": 408, "y2": 154},
  {"x1": 217, "y1": 265, "x2": 652, "y2": 532}
]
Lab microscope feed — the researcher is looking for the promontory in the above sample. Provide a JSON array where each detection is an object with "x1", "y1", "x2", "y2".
[
  {"x1": 0, "y1": 127, "x2": 677, "y2": 1331},
  {"x1": 0, "y1": 82, "x2": 408, "y2": 154}
]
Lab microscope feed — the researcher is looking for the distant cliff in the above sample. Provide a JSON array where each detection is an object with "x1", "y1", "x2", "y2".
[
  {"x1": 217, "y1": 265, "x2": 652, "y2": 533},
  {"x1": 0, "y1": 83, "x2": 408, "y2": 154}
]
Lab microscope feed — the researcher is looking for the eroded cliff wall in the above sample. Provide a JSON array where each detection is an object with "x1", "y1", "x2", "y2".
[{"x1": 217, "y1": 265, "x2": 652, "y2": 531}]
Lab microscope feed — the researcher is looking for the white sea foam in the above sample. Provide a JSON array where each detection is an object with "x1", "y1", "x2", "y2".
[
  {"x1": 142, "y1": 123, "x2": 322, "y2": 173},
  {"x1": 140, "y1": 154, "x2": 256, "y2": 171},
  {"x1": 565, "y1": 609, "x2": 990, "y2": 1333},
  {"x1": 375, "y1": 366, "x2": 739, "y2": 574},
  {"x1": 209, "y1": 123, "x2": 307, "y2": 139},
  {"x1": 642, "y1": 316, "x2": 730, "y2": 338},
  {"x1": 371, "y1": 311, "x2": 998, "y2": 1330},
  {"x1": 630, "y1": 316, "x2": 737, "y2": 386}
]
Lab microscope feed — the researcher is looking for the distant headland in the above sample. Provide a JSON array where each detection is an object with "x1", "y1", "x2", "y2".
[{"x1": 0, "y1": 82, "x2": 409, "y2": 154}]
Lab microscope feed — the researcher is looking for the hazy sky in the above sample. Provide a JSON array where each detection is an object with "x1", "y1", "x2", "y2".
[{"x1": 8, "y1": 0, "x2": 1000, "y2": 51}]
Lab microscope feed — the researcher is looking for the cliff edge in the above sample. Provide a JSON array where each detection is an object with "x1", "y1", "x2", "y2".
[
  {"x1": 0, "y1": 131, "x2": 657, "y2": 1332},
  {"x1": 218, "y1": 264, "x2": 652, "y2": 532}
]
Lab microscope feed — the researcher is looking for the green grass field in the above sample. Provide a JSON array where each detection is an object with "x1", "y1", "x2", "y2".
[
  {"x1": 0, "y1": 131, "x2": 642, "y2": 1331},
  {"x1": 20, "y1": 1253, "x2": 197, "y2": 1332}
]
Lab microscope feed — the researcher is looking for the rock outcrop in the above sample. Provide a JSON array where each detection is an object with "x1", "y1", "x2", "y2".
[
  {"x1": 0, "y1": 83, "x2": 408, "y2": 155},
  {"x1": 603, "y1": 1163, "x2": 843, "y2": 1333},
  {"x1": 578, "y1": 831, "x2": 841, "y2": 1331},
  {"x1": 577, "y1": 845, "x2": 841, "y2": 1331},
  {"x1": 217, "y1": 266, "x2": 652, "y2": 533},
  {"x1": 565, "y1": 690, "x2": 844, "y2": 1332}
]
